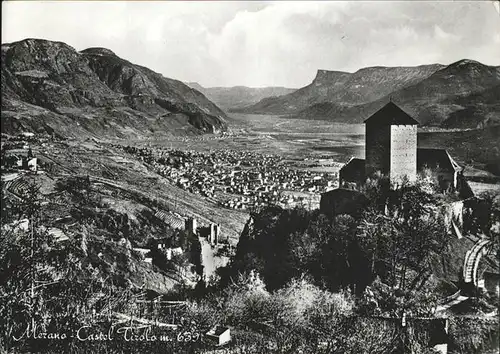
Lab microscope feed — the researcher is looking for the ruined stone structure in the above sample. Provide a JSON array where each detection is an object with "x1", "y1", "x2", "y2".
[
  {"x1": 197, "y1": 222, "x2": 221, "y2": 245},
  {"x1": 185, "y1": 217, "x2": 197, "y2": 235},
  {"x1": 209, "y1": 223, "x2": 220, "y2": 245}
]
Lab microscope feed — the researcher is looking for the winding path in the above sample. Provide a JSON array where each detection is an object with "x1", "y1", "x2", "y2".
[
  {"x1": 463, "y1": 238, "x2": 493, "y2": 286},
  {"x1": 437, "y1": 236, "x2": 495, "y2": 314}
]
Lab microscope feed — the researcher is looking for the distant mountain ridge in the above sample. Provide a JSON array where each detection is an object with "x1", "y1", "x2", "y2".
[
  {"x1": 1, "y1": 39, "x2": 227, "y2": 138},
  {"x1": 235, "y1": 60, "x2": 500, "y2": 129},
  {"x1": 186, "y1": 82, "x2": 296, "y2": 111}
]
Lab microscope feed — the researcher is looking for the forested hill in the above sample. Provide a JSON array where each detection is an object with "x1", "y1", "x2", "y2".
[{"x1": 227, "y1": 180, "x2": 499, "y2": 298}]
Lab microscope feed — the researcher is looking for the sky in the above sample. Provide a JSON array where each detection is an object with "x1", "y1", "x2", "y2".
[{"x1": 2, "y1": 1, "x2": 500, "y2": 88}]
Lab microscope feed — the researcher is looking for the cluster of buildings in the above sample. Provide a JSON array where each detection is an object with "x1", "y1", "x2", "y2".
[
  {"x1": 2, "y1": 146, "x2": 38, "y2": 174},
  {"x1": 146, "y1": 215, "x2": 223, "y2": 257},
  {"x1": 185, "y1": 217, "x2": 222, "y2": 246},
  {"x1": 120, "y1": 145, "x2": 337, "y2": 211}
]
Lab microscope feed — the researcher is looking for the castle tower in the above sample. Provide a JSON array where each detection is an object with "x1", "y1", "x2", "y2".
[{"x1": 364, "y1": 102, "x2": 419, "y2": 185}]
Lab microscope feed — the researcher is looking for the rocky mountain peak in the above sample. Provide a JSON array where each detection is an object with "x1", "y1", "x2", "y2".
[
  {"x1": 443, "y1": 59, "x2": 497, "y2": 76},
  {"x1": 2, "y1": 38, "x2": 84, "y2": 75},
  {"x1": 1, "y1": 38, "x2": 227, "y2": 138},
  {"x1": 313, "y1": 69, "x2": 351, "y2": 86},
  {"x1": 451, "y1": 59, "x2": 483, "y2": 67},
  {"x1": 236, "y1": 59, "x2": 499, "y2": 129},
  {"x1": 80, "y1": 47, "x2": 117, "y2": 57}
]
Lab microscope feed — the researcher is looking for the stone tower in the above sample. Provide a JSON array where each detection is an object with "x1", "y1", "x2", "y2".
[
  {"x1": 364, "y1": 102, "x2": 419, "y2": 184},
  {"x1": 185, "y1": 217, "x2": 197, "y2": 235}
]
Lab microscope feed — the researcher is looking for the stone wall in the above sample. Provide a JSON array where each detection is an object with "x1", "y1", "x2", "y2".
[
  {"x1": 390, "y1": 124, "x2": 417, "y2": 183},
  {"x1": 365, "y1": 122, "x2": 391, "y2": 178}
]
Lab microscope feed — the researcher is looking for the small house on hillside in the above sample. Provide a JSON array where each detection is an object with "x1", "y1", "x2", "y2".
[
  {"x1": 3, "y1": 154, "x2": 37, "y2": 173},
  {"x1": 23, "y1": 157, "x2": 37, "y2": 172},
  {"x1": 47, "y1": 227, "x2": 69, "y2": 243},
  {"x1": 205, "y1": 326, "x2": 231, "y2": 346},
  {"x1": 1, "y1": 218, "x2": 30, "y2": 233},
  {"x1": 165, "y1": 247, "x2": 183, "y2": 260},
  {"x1": 153, "y1": 237, "x2": 171, "y2": 250}
]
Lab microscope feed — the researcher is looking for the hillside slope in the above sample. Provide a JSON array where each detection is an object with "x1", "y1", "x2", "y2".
[
  {"x1": 186, "y1": 82, "x2": 296, "y2": 111},
  {"x1": 238, "y1": 60, "x2": 500, "y2": 129},
  {"x1": 418, "y1": 125, "x2": 500, "y2": 175},
  {"x1": 297, "y1": 60, "x2": 500, "y2": 128},
  {"x1": 1, "y1": 39, "x2": 227, "y2": 138},
  {"x1": 236, "y1": 65, "x2": 442, "y2": 115}
]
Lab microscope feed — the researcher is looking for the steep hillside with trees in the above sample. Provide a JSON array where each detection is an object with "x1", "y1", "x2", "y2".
[{"x1": 226, "y1": 177, "x2": 499, "y2": 309}]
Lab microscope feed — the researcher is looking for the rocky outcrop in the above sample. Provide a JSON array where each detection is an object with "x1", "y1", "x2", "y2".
[
  {"x1": 1, "y1": 38, "x2": 227, "y2": 138},
  {"x1": 235, "y1": 64, "x2": 441, "y2": 115}
]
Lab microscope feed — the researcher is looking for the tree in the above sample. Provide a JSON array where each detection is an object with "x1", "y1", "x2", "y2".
[
  {"x1": 55, "y1": 175, "x2": 100, "y2": 207},
  {"x1": 0, "y1": 181, "x2": 139, "y2": 353},
  {"x1": 341, "y1": 317, "x2": 401, "y2": 354},
  {"x1": 0, "y1": 182, "x2": 54, "y2": 350},
  {"x1": 359, "y1": 181, "x2": 449, "y2": 289},
  {"x1": 356, "y1": 181, "x2": 451, "y2": 318}
]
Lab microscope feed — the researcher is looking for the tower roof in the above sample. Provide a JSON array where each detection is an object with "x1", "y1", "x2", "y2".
[{"x1": 364, "y1": 102, "x2": 419, "y2": 125}]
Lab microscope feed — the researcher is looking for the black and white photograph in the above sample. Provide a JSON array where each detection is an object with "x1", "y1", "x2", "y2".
[{"x1": 1, "y1": 1, "x2": 499, "y2": 353}]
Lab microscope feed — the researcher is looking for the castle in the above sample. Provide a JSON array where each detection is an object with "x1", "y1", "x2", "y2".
[
  {"x1": 338, "y1": 101, "x2": 464, "y2": 190},
  {"x1": 321, "y1": 102, "x2": 468, "y2": 216}
]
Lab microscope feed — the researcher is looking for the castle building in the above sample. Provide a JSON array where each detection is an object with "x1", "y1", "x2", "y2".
[
  {"x1": 338, "y1": 102, "x2": 464, "y2": 190},
  {"x1": 325, "y1": 101, "x2": 468, "y2": 217},
  {"x1": 364, "y1": 101, "x2": 418, "y2": 184},
  {"x1": 339, "y1": 157, "x2": 365, "y2": 188},
  {"x1": 417, "y1": 148, "x2": 464, "y2": 192}
]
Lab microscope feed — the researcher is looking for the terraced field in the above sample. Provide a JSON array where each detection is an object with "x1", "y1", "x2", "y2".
[{"x1": 34, "y1": 140, "x2": 250, "y2": 243}]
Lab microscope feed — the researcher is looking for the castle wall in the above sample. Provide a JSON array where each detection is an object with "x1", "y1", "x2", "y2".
[
  {"x1": 390, "y1": 125, "x2": 417, "y2": 184},
  {"x1": 365, "y1": 122, "x2": 391, "y2": 178}
]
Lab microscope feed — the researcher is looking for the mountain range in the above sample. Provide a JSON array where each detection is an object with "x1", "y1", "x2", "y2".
[
  {"x1": 1, "y1": 39, "x2": 227, "y2": 138},
  {"x1": 2, "y1": 39, "x2": 499, "y2": 137},
  {"x1": 185, "y1": 82, "x2": 296, "y2": 111},
  {"x1": 235, "y1": 60, "x2": 500, "y2": 128}
]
